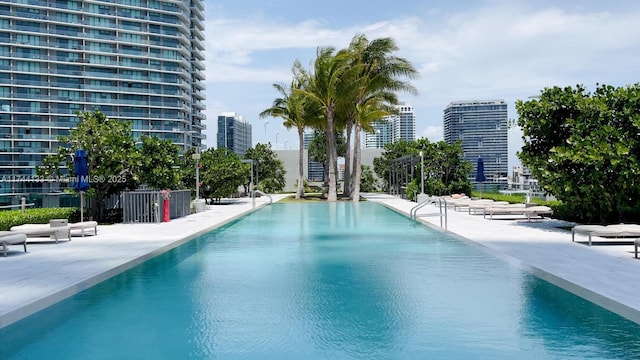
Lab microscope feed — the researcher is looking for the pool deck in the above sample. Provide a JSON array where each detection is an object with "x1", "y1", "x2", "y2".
[{"x1": 2, "y1": 193, "x2": 640, "y2": 329}]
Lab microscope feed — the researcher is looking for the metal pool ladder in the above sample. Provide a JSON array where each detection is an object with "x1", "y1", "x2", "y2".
[
  {"x1": 253, "y1": 190, "x2": 272, "y2": 207},
  {"x1": 410, "y1": 196, "x2": 448, "y2": 230}
]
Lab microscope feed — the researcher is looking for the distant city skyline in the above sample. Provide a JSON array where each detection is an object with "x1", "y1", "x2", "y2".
[
  {"x1": 443, "y1": 100, "x2": 509, "y2": 181},
  {"x1": 202, "y1": 0, "x2": 640, "y2": 169},
  {"x1": 365, "y1": 103, "x2": 416, "y2": 149}
]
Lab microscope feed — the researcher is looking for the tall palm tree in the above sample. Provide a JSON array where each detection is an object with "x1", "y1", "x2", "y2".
[
  {"x1": 259, "y1": 61, "x2": 321, "y2": 200},
  {"x1": 345, "y1": 35, "x2": 419, "y2": 201},
  {"x1": 351, "y1": 93, "x2": 397, "y2": 201},
  {"x1": 295, "y1": 47, "x2": 350, "y2": 202}
]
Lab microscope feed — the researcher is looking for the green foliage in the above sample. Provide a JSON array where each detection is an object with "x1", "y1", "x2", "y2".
[
  {"x1": 405, "y1": 180, "x2": 419, "y2": 202},
  {"x1": 373, "y1": 139, "x2": 414, "y2": 190},
  {"x1": 359, "y1": 165, "x2": 379, "y2": 192},
  {"x1": 135, "y1": 135, "x2": 182, "y2": 190},
  {"x1": 0, "y1": 208, "x2": 80, "y2": 231},
  {"x1": 244, "y1": 143, "x2": 286, "y2": 193},
  {"x1": 472, "y1": 192, "x2": 526, "y2": 204},
  {"x1": 374, "y1": 138, "x2": 472, "y2": 196},
  {"x1": 37, "y1": 109, "x2": 137, "y2": 222},
  {"x1": 517, "y1": 83, "x2": 640, "y2": 223},
  {"x1": 308, "y1": 129, "x2": 347, "y2": 167},
  {"x1": 199, "y1": 148, "x2": 249, "y2": 203}
]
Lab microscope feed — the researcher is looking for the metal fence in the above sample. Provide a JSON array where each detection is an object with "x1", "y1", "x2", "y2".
[{"x1": 121, "y1": 189, "x2": 191, "y2": 224}]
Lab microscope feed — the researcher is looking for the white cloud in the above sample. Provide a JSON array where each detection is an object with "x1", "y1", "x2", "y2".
[
  {"x1": 421, "y1": 126, "x2": 443, "y2": 142},
  {"x1": 202, "y1": 2, "x2": 640, "y2": 150}
]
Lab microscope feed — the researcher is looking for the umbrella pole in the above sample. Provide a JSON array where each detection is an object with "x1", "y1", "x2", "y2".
[{"x1": 80, "y1": 191, "x2": 84, "y2": 223}]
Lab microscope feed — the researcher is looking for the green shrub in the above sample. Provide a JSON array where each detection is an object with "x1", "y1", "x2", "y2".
[{"x1": 0, "y1": 207, "x2": 80, "y2": 231}]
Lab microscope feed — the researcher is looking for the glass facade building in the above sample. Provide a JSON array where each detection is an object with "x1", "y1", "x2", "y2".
[
  {"x1": 0, "y1": 0, "x2": 206, "y2": 192},
  {"x1": 217, "y1": 112, "x2": 251, "y2": 157},
  {"x1": 443, "y1": 100, "x2": 508, "y2": 180},
  {"x1": 303, "y1": 130, "x2": 323, "y2": 182},
  {"x1": 365, "y1": 103, "x2": 415, "y2": 149}
]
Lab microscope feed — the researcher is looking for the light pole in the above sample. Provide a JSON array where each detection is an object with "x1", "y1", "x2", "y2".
[
  {"x1": 419, "y1": 150, "x2": 424, "y2": 195},
  {"x1": 285, "y1": 140, "x2": 288, "y2": 150},
  {"x1": 264, "y1": 120, "x2": 269, "y2": 137},
  {"x1": 276, "y1": 132, "x2": 279, "y2": 149},
  {"x1": 192, "y1": 148, "x2": 201, "y2": 201}
]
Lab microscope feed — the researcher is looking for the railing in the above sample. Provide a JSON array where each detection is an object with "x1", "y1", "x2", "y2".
[
  {"x1": 410, "y1": 196, "x2": 448, "y2": 230},
  {"x1": 121, "y1": 189, "x2": 190, "y2": 223},
  {"x1": 410, "y1": 196, "x2": 433, "y2": 219},
  {"x1": 254, "y1": 190, "x2": 272, "y2": 205}
]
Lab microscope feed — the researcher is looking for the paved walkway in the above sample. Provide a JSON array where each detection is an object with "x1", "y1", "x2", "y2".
[{"x1": 2, "y1": 193, "x2": 640, "y2": 329}]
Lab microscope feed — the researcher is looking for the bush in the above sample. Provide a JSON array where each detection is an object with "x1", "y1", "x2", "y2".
[{"x1": 0, "y1": 207, "x2": 80, "y2": 231}]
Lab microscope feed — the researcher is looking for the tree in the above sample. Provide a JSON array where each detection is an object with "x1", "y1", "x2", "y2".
[
  {"x1": 359, "y1": 165, "x2": 379, "y2": 192},
  {"x1": 259, "y1": 61, "x2": 322, "y2": 199},
  {"x1": 244, "y1": 143, "x2": 286, "y2": 193},
  {"x1": 373, "y1": 140, "x2": 414, "y2": 191},
  {"x1": 199, "y1": 148, "x2": 249, "y2": 204},
  {"x1": 296, "y1": 47, "x2": 350, "y2": 201},
  {"x1": 517, "y1": 83, "x2": 640, "y2": 223},
  {"x1": 37, "y1": 109, "x2": 136, "y2": 222},
  {"x1": 373, "y1": 138, "x2": 472, "y2": 197},
  {"x1": 307, "y1": 129, "x2": 346, "y2": 196},
  {"x1": 341, "y1": 35, "x2": 418, "y2": 202},
  {"x1": 135, "y1": 135, "x2": 181, "y2": 190}
]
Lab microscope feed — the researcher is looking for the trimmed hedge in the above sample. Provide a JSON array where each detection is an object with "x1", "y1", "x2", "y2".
[{"x1": 0, "y1": 207, "x2": 80, "y2": 231}]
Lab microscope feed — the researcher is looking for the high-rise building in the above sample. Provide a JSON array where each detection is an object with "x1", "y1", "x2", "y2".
[
  {"x1": 365, "y1": 103, "x2": 415, "y2": 149},
  {"x1": 217, "y1": 112, "x2": 251, "y2": 156},
  {"x1": 0, "y1": 0, "x2": 206, "y2": 192},
  {"x1": 443, "y1": 100, "x2": 508, "y2": 180},
  {"x1": 303, "y1": 129, "x2": 323, "y2": 182}
]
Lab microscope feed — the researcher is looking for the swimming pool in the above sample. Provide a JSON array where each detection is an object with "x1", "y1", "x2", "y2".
[{"x1": 2, "y1": 202, "x2": 640, "y2": 359}]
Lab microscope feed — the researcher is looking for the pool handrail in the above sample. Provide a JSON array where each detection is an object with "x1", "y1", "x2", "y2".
[
  {"x1": 410, "y1": 196, "x2": 433, "y2": 219},
  {"x1": 254, "y1": 190, "x2": 272, "y2": 205},
  {"x1": 410, "y1": 196, "x2": 448, "y2": 230}
]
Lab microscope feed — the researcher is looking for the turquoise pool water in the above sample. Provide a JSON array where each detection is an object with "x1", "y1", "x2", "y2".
[{"x1": 2, "y1": 202, "x2": 640, "y2": 359}]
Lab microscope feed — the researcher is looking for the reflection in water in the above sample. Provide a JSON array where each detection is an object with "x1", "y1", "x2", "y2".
[
  {"x1": 2, "y1": 203, "x2": 640, "y2": 359},
  {"x1": 520, "y1": 276, "x2": 640, "y2": 359}
]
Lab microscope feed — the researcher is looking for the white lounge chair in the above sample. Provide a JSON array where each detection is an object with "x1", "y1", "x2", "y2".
[
  {"x1": 483, "y1": 204, "x2": 553, "y2": 221},
  {"x1": 69, "y1": 221, "x2": 98, "y2": 237},
  {"x1": 572, "y1": 224, "x2": 640, "y2": 246},
  {"x1": 10, "y1": 222, "x2": 71, "y2": 243},
  {"x1": 0, "y1": 231, "x2": 28, "y2": 257}
]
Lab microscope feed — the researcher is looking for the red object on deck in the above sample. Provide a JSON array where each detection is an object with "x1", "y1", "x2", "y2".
[{"x1": 163, "y1": 199, "x2": 170, "y2": 222}]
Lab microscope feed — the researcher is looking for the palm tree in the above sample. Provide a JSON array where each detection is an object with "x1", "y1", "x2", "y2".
[
  {"x1": 295, "y1": 47, "x2": 350, "y2": 202},
  {"x1": 345, "y1": 35, "x2": 419, "y2": 201},
  {"x1": 351, "y1": 93, "x2": 396, "y2": 201},
  {"x1": 259, "y1": 61, "x2": 321, "y2": 200}
]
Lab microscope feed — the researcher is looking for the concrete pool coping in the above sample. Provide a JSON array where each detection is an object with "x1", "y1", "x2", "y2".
[{"x1": 1, "y1": 193, "x2": 640, "y2": 329}]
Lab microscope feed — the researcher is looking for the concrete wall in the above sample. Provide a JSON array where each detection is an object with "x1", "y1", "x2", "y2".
[{"x1": 275, "y1": 149, "x2": 384, "y2": 192}]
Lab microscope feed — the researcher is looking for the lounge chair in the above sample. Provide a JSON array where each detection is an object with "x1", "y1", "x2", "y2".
[
  {"x1": 483, "y1": 204, "x2": 553, "y2": 221},
  {"x1": 0, "y1": 231, "x2": 28, "y2": 257},
  {"x1": 10, "y1": 221, "x2": 71, "y2": 243},
  {"x1": 69, "y1": 221, "x2": 98, "y2": 237},
  {"x1": 468, "y1": 201, "x2": 509, "y2": 215},
  {"x1": 572, "y1": 224, "x2": 640, "y2": 247}
]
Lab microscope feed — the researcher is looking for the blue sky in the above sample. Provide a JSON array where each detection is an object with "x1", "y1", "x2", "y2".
[{"x1": 202, "y1": 0, "x2": 640, "y2": 168}]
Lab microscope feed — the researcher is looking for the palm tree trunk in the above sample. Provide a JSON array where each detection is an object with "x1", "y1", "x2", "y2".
[
  {"x1": 326, "y1": 110, "x2": 338, "y2": 202},
  {"x1": 351, "y1": 122, "x2": 362, "y2": 202},
  {"x1": 296, "y1": 128, "x2": 305, "y2": 199},
  {"x1": 343, "y1": 119, "x2": 352, "y2": 198}
]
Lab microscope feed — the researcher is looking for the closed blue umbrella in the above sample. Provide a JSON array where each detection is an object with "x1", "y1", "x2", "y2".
[
  {"x1": 475, "y1": 157, "x2": 486, "y2": 183},
  {"x1": 476, "y1": 157, "x2": 486, "y2": 196},
  {"x1": 72, "y1": 149, "x2": 90, "y2": 223}
]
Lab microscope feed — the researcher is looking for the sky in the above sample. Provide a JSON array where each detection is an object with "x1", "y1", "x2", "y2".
[{"x1": 201, "y1": 0, "x2": 640, "y2": 169}]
